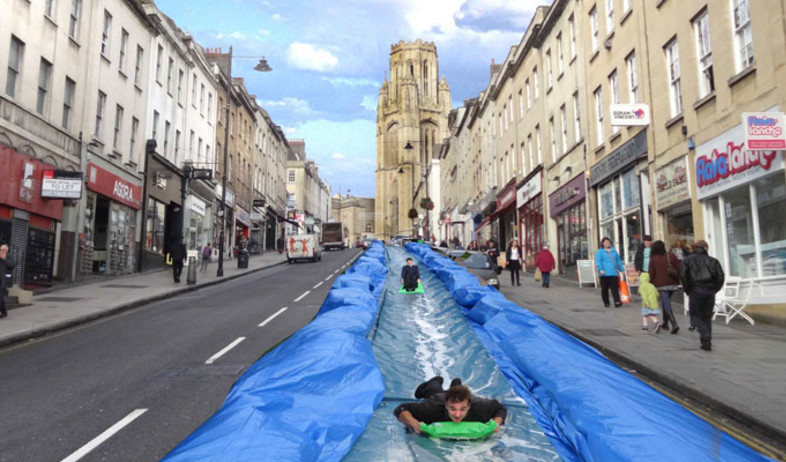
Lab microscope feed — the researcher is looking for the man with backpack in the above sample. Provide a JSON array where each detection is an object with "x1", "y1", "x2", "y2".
[{"x1": 200, "y1": 243, "x2": 212, "y2": 272}]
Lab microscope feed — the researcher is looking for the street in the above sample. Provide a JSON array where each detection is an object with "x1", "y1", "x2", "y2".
[{"x1": 0, "y1": 249, "x2": 362, "y2": 462}]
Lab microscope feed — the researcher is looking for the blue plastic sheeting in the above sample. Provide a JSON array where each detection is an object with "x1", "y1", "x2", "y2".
[
  {"x1": 406, "y1": 243, "x2": 775, "y2": 462},
  {"x1": 163, "y1": 242, "x2": 388, "y2": 462}
]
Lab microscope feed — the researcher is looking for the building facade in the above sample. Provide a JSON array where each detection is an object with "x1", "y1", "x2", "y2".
[{"x1": 285, "y1": 139, "x2": 331, "y2": 234}]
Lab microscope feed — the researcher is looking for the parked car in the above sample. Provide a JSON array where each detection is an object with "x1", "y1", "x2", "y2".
[{"x1": 453, "y1": 250, "x2": 502, "y2": 289}]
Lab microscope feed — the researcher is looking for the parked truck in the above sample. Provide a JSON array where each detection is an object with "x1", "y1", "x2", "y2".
[{"x1": 321, "y1": 222, "x2": 344, "y2": 250}]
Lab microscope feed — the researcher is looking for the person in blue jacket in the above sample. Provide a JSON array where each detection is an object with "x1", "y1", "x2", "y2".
[{"x1": 595, "y1": 237, "x2": 625, "y2": 307}]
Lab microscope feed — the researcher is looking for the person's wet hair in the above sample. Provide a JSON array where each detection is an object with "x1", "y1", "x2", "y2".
[{"x1": 445, "y1": 385, "x2": 471, "y2": 404}]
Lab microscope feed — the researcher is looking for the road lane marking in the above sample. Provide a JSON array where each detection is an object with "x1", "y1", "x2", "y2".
[
  {"x1": 61, "y1": 409, "x2": 148, "y2": 462},
  {"x1": 324, "y1": 274, "x2": 333, "y2": 281},
  {"x1": 294, "y1": 291, "x2": 310, "y2": 302},
  {"x1": 205, "y1": 337, "x2": 246, "y2": 364},
  {"x1": 258, "y1": 308, "x2": 288, "y2": 327},
  {"x1": 313, "y1": 281, "x2": 323, "y2": 289}
]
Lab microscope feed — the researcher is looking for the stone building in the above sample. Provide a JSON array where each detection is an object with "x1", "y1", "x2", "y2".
[
  {"x1": 285, "y1": 139, "x2": 331, "y2": 234},
  {"x1": 331, "y1": 195, "x2": 375, "y2": 246},
  {"x1": 375, "y1": 40, "x2": 451, "y2": 241}
]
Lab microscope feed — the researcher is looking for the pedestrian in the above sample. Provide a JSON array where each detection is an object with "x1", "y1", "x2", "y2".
[
  {"x1": 0, "y1": 243, "x2": 15, "y2": 319},
  {"x1": 634, "y1": 235, "x2": 652, "y2": 275},
  {"x1": 595, "y1": 237, "x2": 625, "y2": 307},
  {"x1": 486, "y1": 240, "x2": 499, "y2": 260},
  {"x1": 277, "y1": 235, "x2": 285, "y2": 254},
  {"x1": 680, "y1": 239, "x2": 724, "y2": 351},
  {"x1": 200, "y1": 242, "x2": 212, "y2": 272},
  {"x1": 535, "y1": 244, "x2": 556, "y2": 288},
  {"x1": 170, "y1": 238, "x2": 187, "y2": 283},
  {"x1": 648, "y1": 240, "x2": 682, "y2": 334},
  {"x1": 638, "y1": 273, "x2": 662, "y2": 332},
  {"x1": 505, "y1": 239, "x2": 523, "y2": 286}
]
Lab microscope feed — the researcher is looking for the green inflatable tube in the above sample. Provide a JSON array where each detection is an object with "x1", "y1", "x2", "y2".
[
  {"x1": 398, "y1": 282, "x2": 425, "y2": 294},
  {"x1": 419, "y1": 420, "x2": 498, "y2": 439}
]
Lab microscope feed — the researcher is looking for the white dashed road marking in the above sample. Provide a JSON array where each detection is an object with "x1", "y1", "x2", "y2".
[
  {"x1": 294, "y1": 291, "x2": 310, "y2": 302},
  {"x1": 61, "y1": 409, "x2": 148, "y2": 462},
  {"x1": 313, "y1": 281, "x2": 323, "y2": 289},
  {"x1": 258, "y1": 308, "x2": 288, "y2": 327},
  {"x1": 205, "y1": 337, "x2": 246, "y2": 364}
]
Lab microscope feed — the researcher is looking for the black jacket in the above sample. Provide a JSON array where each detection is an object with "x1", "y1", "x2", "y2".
[
  {"x1": 401, "y1": 265, "x2": 420, "y2": 281},
  {"x1": 679, "y1": 247, "x2": 725, "y2": 296},
  {"x1": 634, "y1": 244, "x2": 645, "y2": 272},
  {"x1": 1, "y1": 255, "x2": 15, "y2": 291},
  {"x1": 394, "y1": 393, "x2": 507, "y2": 425},
  {"x1": 170, "y1": 243, "x2": 187, "y2": 262}
]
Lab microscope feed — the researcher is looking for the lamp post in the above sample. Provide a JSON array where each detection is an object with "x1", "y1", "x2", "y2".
[{"x1": 217, "y1": 46, "x2": 272, "y2": 277}]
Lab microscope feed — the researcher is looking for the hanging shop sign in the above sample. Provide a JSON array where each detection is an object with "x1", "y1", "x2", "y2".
[
  {"x1": 743, "y1": 111, "x2": 786, "y2": 150},
  {"x1": 41, "y1": 170, "x2": 83, "y2": 199},
  {"x1": 235, "y1": 207, "x2": 251, "y2": 227},
  {"x1": 190, "y1": 196, "x2": 206, "y2": 216},
  {"x1": 654, "y1": 157, "x2": 690, "y2": 209},
  {"x1": 695, "y1": 123, "x2": 785, "y2": 200},
  {"x1": 516, "y1": 175, "x2": 542, "y2": 208},
  {"x1": 610, "y1": 103, "x2": 651, "y2": 126},
  {"x1": 87, "y1": 163, "x2": 142, "y2": 209}
]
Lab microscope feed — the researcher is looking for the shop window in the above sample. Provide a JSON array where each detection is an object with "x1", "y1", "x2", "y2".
[
  {"x1": 755, "y1": 175, "x2": 786, "y2": 276},
  {"x1": 600, "y1": 182, "x2": 614, "y2": 220},
  {"x1": 662, "y1": 202, "x2": 694, "y2": 259},
  {"x1": 725, "y1": 184, "x2": 756, "y2": 278},
  {"x1": 146, "y1": 198, "x2": 166, "y2": 254},
  {"x1": 622, "y1": 168, "x2": 640, "y2": 209}
]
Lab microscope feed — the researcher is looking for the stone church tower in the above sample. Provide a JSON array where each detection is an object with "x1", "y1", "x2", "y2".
[{"x1": 375, "y1": 40, "x2": 451, "y2": 240}]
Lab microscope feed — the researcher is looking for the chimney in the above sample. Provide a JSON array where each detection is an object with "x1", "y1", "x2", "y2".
[{"x1": 490, "y1": 58, "x2": 502, "y2": 79}]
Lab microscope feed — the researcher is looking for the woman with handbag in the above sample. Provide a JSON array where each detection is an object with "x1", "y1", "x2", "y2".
[
  {"x1": 535, "y1": 244, "x2": 556, "y2": 288},
  {"x1": 505, "y1": 240, "x2": 523, "y2": 286},
  {"x1": 648, "y1": 240, "x2": 682, "y2": 334},
  {"x1": 595, "y1": 237, "x2": 625, "y2": 307}
]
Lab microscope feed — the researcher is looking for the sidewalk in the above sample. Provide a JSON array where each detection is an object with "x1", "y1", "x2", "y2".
[
  {"x1": 495, "y1": 273, "x2": 786, "y2": 454},
  {"x1": 0, "y1": 252, "x2": 287, "y2": 349}
]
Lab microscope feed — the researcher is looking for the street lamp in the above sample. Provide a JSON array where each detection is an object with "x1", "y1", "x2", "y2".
[
  {"x1": 217, "y1": 46, "x2": 272, "y2": 277},
  {"x1": 404, "y1": 140, "x2": 432, "y2": 241}
]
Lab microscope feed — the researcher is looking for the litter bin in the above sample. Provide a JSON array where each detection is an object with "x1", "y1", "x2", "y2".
[
  {"x1": 237, "y1": 249, "x2": 249, "y2": 269},
  {"x1": 187, "y1": 256, "x2": 197, "y2": 285}
]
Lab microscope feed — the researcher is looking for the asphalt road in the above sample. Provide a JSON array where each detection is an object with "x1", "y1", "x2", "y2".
[{"x1": 0, "y1": 248, "x2": 363, "y2": 462}]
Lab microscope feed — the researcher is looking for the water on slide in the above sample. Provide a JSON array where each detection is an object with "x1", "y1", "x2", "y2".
[{"x1": 344, "y1": 247, "x2": 561, "y2": 461}]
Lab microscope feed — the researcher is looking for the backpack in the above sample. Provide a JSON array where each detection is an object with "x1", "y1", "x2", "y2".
[{"x1": 202, "y1": 246, "x2": 211, "y2": 258}]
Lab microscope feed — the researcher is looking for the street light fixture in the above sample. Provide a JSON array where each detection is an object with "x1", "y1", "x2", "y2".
[{"x1": 217, "y1": 46, "x2": 272, "y2": 277}]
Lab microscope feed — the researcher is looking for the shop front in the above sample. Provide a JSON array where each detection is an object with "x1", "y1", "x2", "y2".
[
  {"x1": 84, "y1": 161, "x2": 141, "y2": 275},
  {"x1": 235, "y1": 206, "x2": 251, "y2": 250},
  {"x1": 141, "y1": 153, "x2": 184, "y2": 270},
  {"x1": 654, "y1": 156, "x2": 693, "y2": 258},
  {"x1": 186, "y1": 195, "x2": 207, "y2": 250},
  {"x1": 494, "y1": 180, "x2": 518, "y2": 249},
  {"x1": 590, "y1": 130, "x2": 650, "y2": 263},
  {"x1": 214, "y1": 185, "x2": 234, "y2": 258},
  {"x1": 550, "y1": 173, "x2": 588, "y2": 278},
  {"x1": 696, "y1": 122, "x2": 786, "y2": 303},
  {"x1": 0, "y1": 146, "x2": 65, "y2": 288},
  {"x1": 517, "y1": 168, "x2": 543, "y2": 270}
]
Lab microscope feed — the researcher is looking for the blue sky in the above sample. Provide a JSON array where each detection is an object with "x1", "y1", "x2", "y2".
[{"x1": 157, "y1": 0, "x2": 546, "y2": 197}]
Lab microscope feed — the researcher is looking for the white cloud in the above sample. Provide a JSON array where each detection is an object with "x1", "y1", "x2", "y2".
[
  {"x1": 322, "y1": 77, "x2": 379, "y2": 87},
  {"x1": 257, "y1": 28, "x2": 270, "y2": 36},
  {"x1": 361, "y1": 95, "x2": 377, "y2": 112},
  {"x1": 287, "y1": 43, "x2": 340, "y2": 72},
  {"x1": 215, "y1": 31, "x2": 247, "y2": 41},
  {"x1": 331, "y1": 152, "x2": 346, "y2": 160},
  {"x1": 261, "y1": 97, "x2": 316, "y2": 115},
  {"x1": 271, "y1": 13, "x2": 284, "y2": 22}
]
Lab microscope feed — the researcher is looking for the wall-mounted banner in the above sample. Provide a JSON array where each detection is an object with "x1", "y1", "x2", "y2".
[
  {"x1": 610, "y1": 103, "x2": 651, "y2": 126},
  {"x1": 742, "y1": 111, "x2": 786, "y2": 150},
  {"x1": 654, "y1": 157, "x2": 690, "y2": 209},
  {"x1": 41, "y1": 170, "x2": 83, "y2": 199}
]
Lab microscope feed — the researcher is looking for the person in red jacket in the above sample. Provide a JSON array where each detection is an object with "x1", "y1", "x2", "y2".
[{"x1": 535, "y1": 244, "x2": 556, "y2": 288}]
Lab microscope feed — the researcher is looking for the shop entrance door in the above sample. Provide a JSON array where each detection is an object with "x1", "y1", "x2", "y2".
[{"x1": 93, "y1": 196, "x2": 111, "y2": 272}]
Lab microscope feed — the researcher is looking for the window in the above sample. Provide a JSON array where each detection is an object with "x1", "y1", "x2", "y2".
[
  {"x1": 594, "y1": 87, "x2": 604, "y2": 144},
  {"x1": 37, "y1": 59, "x2": 53, "y2": 115},
  {"x1": 527, "y1": 134, "x2": 534, "y2": 172},
  {"x1": 626, "y1": 51, "x2": 638, "y2": 103},
  {"x1": 177, "y1": 69, "x2": 184, "y2": 103},
  {"x1": 693, "y1": 10, "x2": 714, "y2": 97},
  {"x1": 520, "y1": 143, "x2": 527, "y2": 175},
  {"x1": 569, "y1": 15, "x2": 577, "y2": 59},
  {"x1": 94, "y1": 91, "x2": 106, "y2": 138},
  {"x1": 101, "y1": 11, "x2": 112, "y2": 57},
  {"x1": 152, "y1": 110, "x2": 159, "y2": 142},
  {"x1": 509, "y1": 95, "x2": 514, "y2": 123},
  {"x1": 573, "y1": 92, "x2": 581, "y2": 142},
  {"x1": 130, "y1": 117, "x2": 139, "y2": 162},
  {"x1": 560, "y1": 105, "x2": 568, "y2": 153},
  {"x1": 550, "y1": 117, "x2": 557, "y2": 161},
  {"x1": 526, "y1": 79, "x2": 532, "y2": 108},
  {"x1": 731, "y1": 0, "x2": 754, "y2": 71},
  {"x1": 113, "y1": 105, "x2": 123, "y2": 151},
  {"x1": 609, "y1": 70, "x2": 620, "y2": 133},
  {"x1": 164, "y1": 121, "x2": 171, "y2": 156},
  {"x1": 665, "y1": 39, "x2": 682, "y2": 117},
  {"x1": 535, "y1": 124, "x2": 542, "y2": 164},
  {"x1": 546, "y1": 49, "x2": 553, "y2": 87},
  {"x1": 198, "y1": 138, "x2": 203, "y2": 164},
  {"x1": 200, "y1": 83, "x2": 205, "y2": 114},
  {"x1": 45, "y1": 0, "x2": 55, "y2": 18},
  {"x1": 558, "y1": 33, "x2": 565, "y2": 74},
  {"x1": 533, "y1": 67, "x2": 539, "y2": 99},
  {"x1": 134, "y1": 45, "x2": 143, "y2": 85},
  {"x1": 6, "y1": 36, "x2": 24, "y2": 98},
  {"x1": 62, "y1": 77, "x2": 75, "y2": 129},
  {"x1": 69, "y1": 0, "x2": 81, "y2": 39},
  {"x1": 606, "y1": 0, "x2": 614, "y2": 34},
  {"x1": 191, "y1": 74, "x2": 197, "y2": 106},
  {"x1": 174, "y1": 130, "x2": 181, "y2": 159},
  {"x1": 207, "y1": 93, "x2": 213, "y2": 118},
  {"x1": 205, "y1": 145, "x2": 211, "y2": 164},
  {"x1": 189, "y1": 130, "x2": 194, "y2": 159},
  {"x1": 623, "y1": 0, "x2": 631, "y2": 13},
  {"x1": 167, "y1": 58, "x2": 174, "y2": 94},
  {"x1": 119, "y1": 29, "x2": 129, "y2": 72},
  {"x1": 590, "y1": 6, "x2": 599, "y2": 52}
]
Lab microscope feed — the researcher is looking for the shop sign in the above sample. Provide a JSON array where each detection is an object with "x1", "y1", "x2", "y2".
[
  {"x1": 589, "y1": 130, "x2": 647, "y2": 186},
  {"x1": 743, "y1": 112, "x2": 786, "y2": 150},
  {"x1": 235, "y1": 207, "x2": 251, "y2": 227},
  {"x1": 0, "y1": 146, "x2": 64, "y2": 220},
  {"x1": 610, "y1": 103, "x2": 651, "y2": 126},
  {"x1": 452, "y1": 214, "x2": 470, "y2": 223},
  {"x1": 215, "y1": 184, "x2": 234, "y2": 206},
  {"x1": 695, "y1": 123, "x2": 785, "y2": 200},
  {"x1": 497, "y1": 185, "x2": 516, "y2": 210},
  {"x1": 516, "y1": 175, "x2": 542, "y2": 208},
  {"x1": 654, "y1": 157, "x2": 690, "y2": 209},
  {"x1": 87, "y1": 163, "x2": 142, "y2": 209},
  {"x1": 190, "y1": 197, "x2": 206, "y2": 216},
  {"x1": 549, "y1": 174, "x2": 586, "y2": 217},
  {"x1": 250, "y1": 212, "x2": 265, "y2": 222},
  {"x1": 41, "y1": 170, "x2": 83, "y2": 199}
]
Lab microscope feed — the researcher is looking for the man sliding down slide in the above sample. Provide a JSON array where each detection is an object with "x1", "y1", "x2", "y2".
[
  {"x1": 400, "y1": 257, "x2": 421, "y2": 292},
  {"x1": 394, "y1": 376, "x2": 507, "y2": 439}
]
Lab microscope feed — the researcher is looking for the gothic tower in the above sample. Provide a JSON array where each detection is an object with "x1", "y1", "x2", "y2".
[{"x1": 375, "y1": 40, "x2": 451, "y2": 240}]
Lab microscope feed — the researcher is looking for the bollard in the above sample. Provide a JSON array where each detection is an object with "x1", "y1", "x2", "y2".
[{"x1": 187, "y1": 256, "x2": 197, "y2": 285}]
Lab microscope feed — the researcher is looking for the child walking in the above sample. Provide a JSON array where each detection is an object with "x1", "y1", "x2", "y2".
[{"x1": 638, "y1": 273, "x2": 662, "y2": 332}]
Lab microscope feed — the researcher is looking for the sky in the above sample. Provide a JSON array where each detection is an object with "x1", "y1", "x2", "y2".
[{"x1": 156, "y1": 0, "x2": 548, "y2": 197}]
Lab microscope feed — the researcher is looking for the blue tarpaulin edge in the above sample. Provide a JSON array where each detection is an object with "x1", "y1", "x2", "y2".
[
  {"x1": 405, "y1": 243, "x2": 774, "y2": 462},
  {"x1": 163, "y1": 243, "x2": 389, "y2": 462}
]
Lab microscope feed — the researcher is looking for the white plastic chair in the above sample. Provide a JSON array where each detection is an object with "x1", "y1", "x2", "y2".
[{"x1": 713, "y1": 276, "x2": 755, "y2": 325}]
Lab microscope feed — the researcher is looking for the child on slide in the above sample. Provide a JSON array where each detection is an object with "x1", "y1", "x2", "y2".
[{"x1": 401, "y1": 257, "x2": 421, "y2": 292}]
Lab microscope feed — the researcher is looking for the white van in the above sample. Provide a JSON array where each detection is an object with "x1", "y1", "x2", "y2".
[{"x1": 286, "y1": 234, "x2": 322, "y2": 263}]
